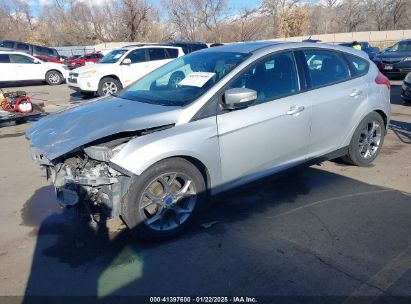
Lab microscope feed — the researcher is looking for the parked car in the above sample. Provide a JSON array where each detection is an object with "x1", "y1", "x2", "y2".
[
  {"x1": 67, "y1": 45, "x2": 184, "y2": 96},
  {"x1": 401, "y1": 73, "x2": 411, "y2": 103},
  {"x1": 34, "y1": 55, "x2": 63, "y2": 64},
  {"x1": 0, "y1": 51, "x2": 68, "y2": 85},
  {"x1": 65, "y1": 52, "x2": 103, "y2": 70},
  {"x1": 27, "y1": 42, "x2": 390, "y2": 239},
  {"x1": 372, "y1": 39, "x2": 411, "y2": 77},
  {"x1": 160, "y1": 41, "x2": 208, "y2": 54},
  {"x1": 0, "y1": 40, "x2": 61, "y2": 61},
  {"x1": 339, "y1": 42, "x2": 380, "y2": 59}
]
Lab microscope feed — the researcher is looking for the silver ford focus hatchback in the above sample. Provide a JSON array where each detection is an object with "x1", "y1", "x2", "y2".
[{"x1": 27, "y1": 42, "x2": 391, "y2": 239}]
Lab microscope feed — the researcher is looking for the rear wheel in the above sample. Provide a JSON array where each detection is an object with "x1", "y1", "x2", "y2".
[
  {"x1": 121, "y1": 158, "x2": 206, "y2": 240},
  {"x1": 45, "y1": 70, "x2": 63, "y2": 85},
  {"x1": 97, "y1": 77, "x2": 122, "y2": 97},
  {"x1": 342, "y1": 112, "x2": 385, "y2": 166}
]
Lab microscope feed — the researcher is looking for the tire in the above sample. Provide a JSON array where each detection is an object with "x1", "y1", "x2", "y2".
[
  {"x1": 121, "y1": 158, "x2": 206, "y2": 240},
  {"x1": 342, "y1": 112, "x2": 385, "y2": 166},
  {"x1": 97, "y1": 77, "x2": 122, "y2": 97},
  {"x1": 45, "y1": 70, "x2": 63, "y2": 85}
]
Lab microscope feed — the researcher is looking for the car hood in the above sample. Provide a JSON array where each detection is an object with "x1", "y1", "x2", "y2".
[
  {"x1": 376, "y1": 52, "x2": 410, "y2": 60},
  {"x1": 26, "y1": 96, "x2": 182, "y2": 161},
  {"x1": 70, "y1": 63, "x2": 113, "y2": 74}
]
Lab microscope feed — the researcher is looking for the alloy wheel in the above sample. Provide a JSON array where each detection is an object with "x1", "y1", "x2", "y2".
[
  {"x1": 102, "y1": 82, "x2": 118, "y2": 96},
  {"x1": 139, "y1": 172, "x2": 197, "y2": 231},
  {"x1": 48, "y1": 73, "x2": 60, "y2": 84},
  {"x1": 358, "y1": 120, "x2": 382, "y2": 159}
]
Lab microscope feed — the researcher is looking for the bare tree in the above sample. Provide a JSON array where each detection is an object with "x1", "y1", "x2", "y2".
[{"x1": 389, "y1": 0, "x2": 407, "y2": 29}]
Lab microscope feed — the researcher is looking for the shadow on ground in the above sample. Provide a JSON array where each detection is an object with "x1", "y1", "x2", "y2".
[{"x1": 21, "y1": 166, "x2": 411, "y2": 303}]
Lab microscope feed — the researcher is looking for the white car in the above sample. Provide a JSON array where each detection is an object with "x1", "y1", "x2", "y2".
[
  {"x1": 0, "y1": 51, "x2": 68, "y2": 85},
  {"x1": 66, "y1": 45, "x2": 185, "y2": 96}
]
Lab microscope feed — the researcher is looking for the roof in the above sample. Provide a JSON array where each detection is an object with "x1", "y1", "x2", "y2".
[{"x1": 195, "y1": 41, "x2": 284, "y2": 54}]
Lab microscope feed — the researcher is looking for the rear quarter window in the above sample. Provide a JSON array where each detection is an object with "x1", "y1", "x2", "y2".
[{"x1": 344, "y1": 54, "x2": 369, "y2": 77}]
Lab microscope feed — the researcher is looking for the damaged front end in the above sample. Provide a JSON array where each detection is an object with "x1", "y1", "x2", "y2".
[{"x1": 31, "y1": 138, "x2": 132, "y2": 217}]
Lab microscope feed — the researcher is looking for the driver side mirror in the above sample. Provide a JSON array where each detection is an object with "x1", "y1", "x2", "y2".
[
  {"x1": 122, "y1": 58, "x2": 131, "y2": 65},
  {"x1": 223, "y1": 88, "x2": 257, "y2": 110},
  {"x1": 34, "y1": 59, "x2": 41, "y2": 64}
]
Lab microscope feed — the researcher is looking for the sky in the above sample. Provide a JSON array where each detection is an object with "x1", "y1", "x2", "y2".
[{"x1": 29, "y1": 0, "x2": 320, "y2": 16}]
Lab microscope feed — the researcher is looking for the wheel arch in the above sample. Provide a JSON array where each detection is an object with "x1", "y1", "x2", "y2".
[
  {"x1": 100, "y1": 74, "x2": 122, "y2": 85},
  {"x1": 374, "y1": 109, "x2": 388, "y2": 131}
]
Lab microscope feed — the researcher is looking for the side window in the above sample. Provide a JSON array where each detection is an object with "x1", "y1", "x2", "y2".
[
  {"x1": 345, "y1": 54, "x2": 369, "y2": 77},
  {"x1": 2, "y1": 41, "x2": 14, "y2": 48},
  {"x1": 303, "y1": 50, "x2": 350, "y2": 87},
  {"x1": 165, "y1": 48, "x2": 179, "y2": 59},
  {"x1": 148, "y1": 48, "x2": 166, "y2": 61},
  {"x1": 126, "y1": 49, "x2": 147, "y2": 63},
  {"x1": 16, "y1": 43, "x2": 30, "y2": 51},
  {"x1": 9, "y1": 54, "x2": 36, "y2": 64},
  {"x1": 0, "y1": 54, "x2": 10, "y2": 63},
  {"x1": 228, "y1": 51, "x2": 299, "y2": 103}
]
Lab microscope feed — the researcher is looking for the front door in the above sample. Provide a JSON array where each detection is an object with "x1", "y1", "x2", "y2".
[
  {"x1": 120, "y1": 49, "x2": 150, "y2": 86},
  {"x1": 217, "y1": 51, "x2": 312, "y2": 186},
  {"x1": 9, "y1": 54, "x2": 42, "y2": 81}
]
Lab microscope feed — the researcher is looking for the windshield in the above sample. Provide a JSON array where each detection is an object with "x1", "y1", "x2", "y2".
[
  {"x1": 99, "y1": 49, "x2": 127, "y2": 63},
  {"x1": 387, "y1": 41, "x2": 411, "y2": 52},
  {"x1": 118, "y1": 51, "x2": 249, "y2": 106}
]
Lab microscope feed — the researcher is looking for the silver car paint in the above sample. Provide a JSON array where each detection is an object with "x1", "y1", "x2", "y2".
[
  {"x1": 111, "y1": 43, "x2": 390, "y2": 195},
  {"x1": 28, "y1": 42, "x2": 391, "y2": 197},
  {"x1": 26, "y1": 96, "x2": 182, "y2": 160}
]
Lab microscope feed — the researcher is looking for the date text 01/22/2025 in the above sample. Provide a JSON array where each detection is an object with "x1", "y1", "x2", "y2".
[{"x1": 149, "y1": 297, "x2": 258, "y2": 303}]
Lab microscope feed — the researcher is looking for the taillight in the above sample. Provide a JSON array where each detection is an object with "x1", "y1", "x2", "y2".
[{"x1": 375, "y1": 71, "x2": 390, "y2": 91}]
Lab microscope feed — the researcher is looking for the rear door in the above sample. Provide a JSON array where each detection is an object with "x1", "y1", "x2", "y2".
[
  {"x1": 9, "y1": 54, "x2": 43, "y2": 81},
  {"x1": 0, "y1": 54, "x2": 16, "y2": 81},
  {"x1": 146, "y1": 47, "x2": 173, "y2": 73},
  {"x1": 217, "y1": 51, "x2": 312, "y2": 185},
  {"x1": 299, "y1": 49, "x2": 369, "y2": 157}
]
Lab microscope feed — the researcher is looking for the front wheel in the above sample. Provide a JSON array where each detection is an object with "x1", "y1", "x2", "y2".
[
  {"x1": 97, "y1": 77, "x2": 122, "y2": 97},
  {"x1": 342, "y1": 112, "x2": 385, "y2": 166},
  {"x1": 121, "y1": 158, "x2": 206, "y2": 240},
  {"x1": 45, "y1": 70, "x2": 63, "y2": 85}
]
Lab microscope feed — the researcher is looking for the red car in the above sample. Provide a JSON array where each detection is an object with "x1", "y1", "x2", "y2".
[
  {"x1": 65, "y1": 52, "x2": 103, "y2": 70},
  {"x1": 34, "y1": 55, "x2": 64, "y2": 64}
]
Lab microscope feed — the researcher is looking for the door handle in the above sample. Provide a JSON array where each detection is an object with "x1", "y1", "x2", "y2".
[
  {"x1": 349, "y1": 89, "x2": 363, "y2": 97},
  {"x1": 286, "y1": 105, "x2": 305, "y2": 115}
]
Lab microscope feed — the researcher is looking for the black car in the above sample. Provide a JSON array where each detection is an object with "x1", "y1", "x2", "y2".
[
  {"x1": 339, "y1": 42, "x2": 380, "y2": 59},
  {"x1": 160, "y1": 41, "x2": 208, "y2": 54},
  {"x1": 372, "y1": 39, "x2": 411, "y2": 78},
  {"x1": 0, "y1": 40, "x2": 61, "y2": 60},
  {"x1": 401, "y1": 73, "x2": 411, "y2": 103}
]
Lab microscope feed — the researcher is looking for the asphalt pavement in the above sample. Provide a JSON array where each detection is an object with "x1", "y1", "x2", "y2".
[{"x1": 0, "y1": 80, "x2": 410, "y2": 303}]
